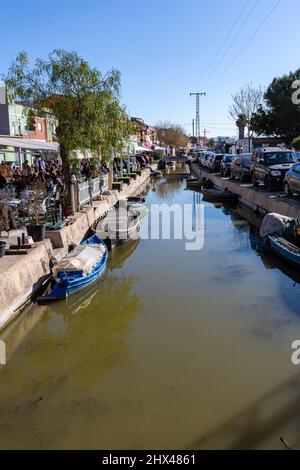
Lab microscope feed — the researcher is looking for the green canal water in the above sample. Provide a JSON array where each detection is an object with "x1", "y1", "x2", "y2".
[{"x1": 1, "y1": 177, "x2": 300, "y2": 449}]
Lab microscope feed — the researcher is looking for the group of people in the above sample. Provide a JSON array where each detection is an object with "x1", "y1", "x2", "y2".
[
  {"x1": 0, "y1": 157, "x2": 108, "y2": 198},
  {"x1": 0, "y1": 152, "x2": 151, "y2": 200},
  {"x1": 3, "y1": 159, "x2": 65, "y2": 198}
]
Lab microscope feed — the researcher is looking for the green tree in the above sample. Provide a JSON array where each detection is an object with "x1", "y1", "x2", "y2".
[
  {"x1": 5, "y1": 50, "x2": 133, "y2": 190},
  {"x1": 292, "y1": 136, "x2": 300, "y2": 150},
  {"x1": 250, "y1": 69, "x2": 300, "y2": 143}
]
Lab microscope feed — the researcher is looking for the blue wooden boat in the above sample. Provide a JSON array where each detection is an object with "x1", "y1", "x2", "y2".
[
  {"x1": 37, "y1": 234, "x2": 108, "y2": 303},
  {"x1": 267, "y1": 235, "x2": 300, "y2": 267}
]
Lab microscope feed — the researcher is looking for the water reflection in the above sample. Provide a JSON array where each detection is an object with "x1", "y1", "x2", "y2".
[
  {"x1": 0, "y1": 270, "x2": 143, "y2": 448},
  {"x1": 153, "y1": 178, "x2": 183, "y2": 198},
  {"x1": 109, "y1": 239, "x2": 140, "y2": 270},
  {"x1": 190, "y1": 369, "x2": 300, "y2": 450},
  {"x1": 1, "y1": 181, "x2": 300, "y2": 449}
]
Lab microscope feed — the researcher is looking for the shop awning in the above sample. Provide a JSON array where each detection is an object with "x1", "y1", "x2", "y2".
[
  {"x1": 136, "y1": 145, "x2": 153, "y2": 152},
  {"x1": 0, "y1": 137, "x2": 59, "y2": 152}
]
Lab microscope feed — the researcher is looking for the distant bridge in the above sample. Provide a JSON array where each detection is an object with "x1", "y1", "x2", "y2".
[{"x1": 161, "y1": 156, "x2": 190, "y2": 163}]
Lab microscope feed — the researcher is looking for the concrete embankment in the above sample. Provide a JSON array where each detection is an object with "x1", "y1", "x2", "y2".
[
  {"x1": 192, "y1": 164, "x2": 300, "y2": 219},
  {"x1": 0, "y1": 168, "x2": 153, "y2": 332}
]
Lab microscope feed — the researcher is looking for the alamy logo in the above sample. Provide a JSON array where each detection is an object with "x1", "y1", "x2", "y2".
[
  {"x1": 291, "y1": 340, "x2": 300, "y2": 365},
  {"x1": 0, "y1": 340, "x2": 6, "y2": 365},
  {"x1": 97, "y1": 202, "x2": 205, "y2": 251},
  {"x1": 291, "y1": 80, "x2": 300, "y2": 105}
]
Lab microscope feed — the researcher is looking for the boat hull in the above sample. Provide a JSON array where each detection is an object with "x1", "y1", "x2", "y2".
[
  {"x1": 127, "y1": 202, "x2": 147, "y2": 218},
  {"x1": 96, "y1": 207, "x2": 141, "y2": 249},
  {"x1": 268, "y1": 235, "x2": 300, "y2": 267},
  {"x1": 37, "y1": 234, "x2": 108, "y2": 303},
  {"x1": 202, "y1": 189, "x2": 238, "y2": 203}
]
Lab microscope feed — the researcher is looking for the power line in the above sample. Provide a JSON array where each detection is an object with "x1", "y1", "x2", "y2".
[
  {"x1": 177, "y1": 121, "x2": 236, "y2": 127},
  {"x1": 203, "y1": 0, "x2": 261, "y2": 88},
  {"x1": 192, "y1": 0, "x2": 252, "y2": 89},
  {"x1": 208, "y1": 0, "x2": 281, "y2": 91}
]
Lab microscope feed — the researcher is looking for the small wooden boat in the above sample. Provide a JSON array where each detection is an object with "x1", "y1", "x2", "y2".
[
  {"x1": 126, "y1": 196, "x2": 146, "y2": 206},
  {"x1": 186, "y1": 178, "x2": 212, "y2": 189},
  {"x1": 152, "y1": 170, "x2": 162, "y2": 178},
  {"x1": 260, "y1": 213, "x2": 300, "y2": 268},
  {"x1": 37, "y1": 234, "x2": 108, "y2": 303},
  {"x1": 125, "y1": 196, "x2": 147, "y2": 218},
  {"x1": 202, "y1": 188, "x2": 238, "y2": 203},
  {"x1": 267, "y1": 235, "x2": 300, "y2": 267},
  {"x1": 95, "y1": 205, "x2": 140, "y2": 249}
]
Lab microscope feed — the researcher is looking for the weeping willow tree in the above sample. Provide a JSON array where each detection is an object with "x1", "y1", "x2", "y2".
[{"x1": 5, "y1": 49, "x2": 133, "y2": 197}]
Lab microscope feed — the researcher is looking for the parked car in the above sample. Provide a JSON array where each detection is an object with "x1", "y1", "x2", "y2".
[
  {"x1": 220, "y1": 155, "x2": 235, "y2": 177},
  {"x1": 251, "y1": 147, "x2": 297, "y2": 191},
  {"x1": 231, "y1": 153, "x2": 252, "y2": 182},
  {"x1": 208, "y1": 154, "x2": 224, "y2": 173},
  {"x1": 200, "y1": 152, "x2": 213, "y2": 168},
  {"x1": 284, "y1": 162, "x2": 300, "y2": 196},
  {"x1": 197, "y1": 151, "x2": 205, "y2": 163},
  {"x1": 295, "y1": 152, "x2": 300, "y2": 161}
]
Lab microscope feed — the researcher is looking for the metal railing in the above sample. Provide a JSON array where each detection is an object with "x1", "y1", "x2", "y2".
[
  {"x1": 77, "y1": 175, "x2": 109, "y2": 208},
  {"x1": 100, "y1": 174, "x2": 109, "y2": 193}
]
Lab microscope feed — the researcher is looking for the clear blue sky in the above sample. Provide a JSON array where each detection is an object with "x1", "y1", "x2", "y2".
[{"x1": 0, "y1": 0, "x2": 299, "y2": 136}]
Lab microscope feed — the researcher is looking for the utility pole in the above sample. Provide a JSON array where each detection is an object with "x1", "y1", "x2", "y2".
[
  {"x1": 190, "y1": 92, "x2": 206, "y2": 143},
  {"x1": 192, "y1": 119, "x2": 195, "y2": 138}
]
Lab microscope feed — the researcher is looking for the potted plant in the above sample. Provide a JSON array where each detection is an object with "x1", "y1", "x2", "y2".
[
  {"x1": 25, "y1": 180, "x2": 47, "y2": 242},
  {"x1": 0, "y1": 188, "x2": 17, "y2": 254},
  {"x1": 0, "y1": 241, "x2": 6, "y2": 257}
]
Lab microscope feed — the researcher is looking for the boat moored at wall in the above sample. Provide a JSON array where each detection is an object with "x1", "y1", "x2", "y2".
[{"x1": 37, "y1": 234, "x2": 108, "y2": 303}]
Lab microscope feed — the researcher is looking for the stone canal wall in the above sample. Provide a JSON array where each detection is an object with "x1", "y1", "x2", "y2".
[
  {"x1": 0, "y1": 239, "x2": 53, "y2": 331},
  {"x1": 0, "y1": 168, "x2": 152, "y2": 332},
  {"x1": 192, "y1": 164, "x2": 300, "y2": 219}
]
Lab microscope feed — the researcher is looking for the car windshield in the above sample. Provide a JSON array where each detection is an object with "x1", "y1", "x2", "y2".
[
  {"x1": 265, "y1": 152, "x2": 296, "y2": 165},
  {"x1": 224, "y1": 156, "x2": 232, "y2": 162},
  {"x1": 215, "y1": 155, "x2": 223, "y2": 161}
]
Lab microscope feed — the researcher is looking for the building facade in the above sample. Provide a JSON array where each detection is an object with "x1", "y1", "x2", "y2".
[
  {"x1": 0, "y1": 87, "x2": 57, "y2": 142},
  {"x1": 131, "y1": 117, "x2": 157, "y2": 147},
  {"x1": 230, "y1": 136, "x2": 287, "y2": 154}
]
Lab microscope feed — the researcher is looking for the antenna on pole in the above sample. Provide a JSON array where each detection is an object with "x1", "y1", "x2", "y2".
[{"x1": 190, "y1": 92, "x2": 206, "y2": 143}]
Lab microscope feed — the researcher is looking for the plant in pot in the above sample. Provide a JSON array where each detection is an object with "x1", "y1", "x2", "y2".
[
  {"x1": 63, "y1": 192, "x2": 73, "y2": 217},
  {"x1": 25, "y1": 180, "x2": 47, "y2": 242},
  {"x1": 0, "y1": 188, "x2": 18, "y2": 256}
]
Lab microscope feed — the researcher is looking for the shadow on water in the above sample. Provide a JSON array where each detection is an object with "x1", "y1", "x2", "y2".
[{"x1": 189, "y1": 370, "x2": 300, "y2": 450}]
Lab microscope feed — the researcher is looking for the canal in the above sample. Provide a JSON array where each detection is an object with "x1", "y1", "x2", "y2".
[{"x1": 1, "y1": 177, "x2": 300, "y2": 450}]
